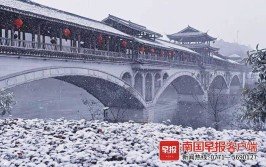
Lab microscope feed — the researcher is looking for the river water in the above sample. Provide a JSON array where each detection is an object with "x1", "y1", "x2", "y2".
[{"x1": 6, "y1": 78, "x2": 240, "y2": 130}]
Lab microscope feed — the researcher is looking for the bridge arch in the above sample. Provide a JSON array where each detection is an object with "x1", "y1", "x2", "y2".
[
  {"x1": 121, "y1": 72, "x2": 133, "y2": 86},
  {"x1": 229, "y1": 75, "x2": 241, "y2": 87},
  {"x1": 133, "y1": 72, "x2": 143, "y2": 96},
  {"x1": 0, "y1": 67, "x2": 147, "y2": 109},
  {"x1": 229, "y1": 75, "x2": 242, "y2": 104},
  {"x1": 208, "y1": 75, "x2": 228, "y2": 91},
  {"x1": 162, "y1": 72, "x2": 169, "y2": 82},
  {"x1": 153, "y1": 71, "x2": 204, "y2": 104}
]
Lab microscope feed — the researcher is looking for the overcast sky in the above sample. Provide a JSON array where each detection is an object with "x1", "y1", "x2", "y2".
[{"x1": 33, "y1": 0, "x2": 266, "y2": 48}]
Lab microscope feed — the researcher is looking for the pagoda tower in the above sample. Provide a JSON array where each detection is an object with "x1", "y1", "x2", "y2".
[{"x1": 167, "y1": 26, "x2": 219, "y2": 64}]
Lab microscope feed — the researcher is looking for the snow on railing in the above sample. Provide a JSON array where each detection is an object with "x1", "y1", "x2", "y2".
[
  {"x1": 0, "y1": 37, "x2": 132, "y2": 60},
  {"x1": 0, "y1": 37, "x2": 244, "y2": 69}
]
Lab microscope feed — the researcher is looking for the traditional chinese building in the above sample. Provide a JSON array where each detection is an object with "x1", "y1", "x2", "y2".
[
  {"x1": 103, "y1": 14, "x2": 162, "y2": 41},
  {"x1": 167, "y1": 26, "x2": 219, "y2": 64}
]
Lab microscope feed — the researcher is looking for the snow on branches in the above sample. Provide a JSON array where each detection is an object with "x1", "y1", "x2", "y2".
[
  {"x1": 0, "y1": 89, "x2": 16, "y2": 116},
  {"x1": 242, "y1": 45, "x2": 266, "y2": 130}
]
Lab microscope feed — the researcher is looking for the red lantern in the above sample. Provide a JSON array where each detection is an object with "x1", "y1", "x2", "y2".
[
  {"x1": 160, "y1": 51, "x2": 165, "y2": 56},
  {"x1": 121, "y1": 41, "x2": 128, "y2": 48},
  {"x1": 139, "y1": 47, "x2": 145, "y2": 52},
  {"x1": 63, "y1": 28, "x2": 71, "y2": 38},
  {"x1": 150, "y1": 48, "x2": 155, "y2": 54},
  {"x1": 14, "y1": 18, "x2": 23, "y2": 29},
  {"x1": 97, "y1": 35, "x2": 103, "y2": 44}
]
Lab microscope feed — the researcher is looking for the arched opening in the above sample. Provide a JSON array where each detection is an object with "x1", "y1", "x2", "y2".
[
  {"x1": 208, "y1": 75, "x2": 228, "y2": 109},
  {"x1": 163, "y1": 73, "x2": 169, "y2": 81},
  {"x1": 122, "y1": 72, "x2": 132, "y2": 86},
  {"x1": 209, "y1": 75, "x2": 228, "y2": 90},
  {"x1": 9, "y1": 78, "x2": 104, "y2": 120},
  {"x1": 153, "y1": 75, "x2": 207, "y2": 128},
  {"x1": 229, "y1": 75, "x2": 241, "y2": 104},
  {"x1": 145, "y1": 73, "x2": 152, "y2": 101},
  {"x1": 208, "y1": 75, "x2": 229, "y2": 130},
  {"x1": 134, "y1": 72, "x2": 143, "y2": 96},
  {"x1": 1, "y1": 68, "x2": 146, "y2": 122},
  {"x1": 154, "y1": 73, "x2": 161, "y2": 93}
]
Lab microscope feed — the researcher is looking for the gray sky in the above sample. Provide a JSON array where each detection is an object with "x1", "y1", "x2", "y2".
[{"x1": 33, "y1": 0, "x2": 266, "y2": 48}]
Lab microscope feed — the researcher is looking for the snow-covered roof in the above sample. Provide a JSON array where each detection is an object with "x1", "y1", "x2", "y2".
[
  {"x1": 167, "y1": 26, "x2": 216, "y2": 41},
  {"x1": 134, "y1": 37, "x2": 171, "y2": 49},
  {"x1": 0, "y1": 0, "x2": 131, "y2": 38},
  {"x1": 103, "y1": 15, "x2": 162, "y2": 37},
  {"x1": 182, "y1": 43, "x2": 219, "y2": 51},
  {"x1": 157, "y1": 39, "x2": 199, "y2": 55},
  {"x1": 212, "y1": 55, "x2": 227, "y2": 61},
  {"x1": 212, "y1": 55, "x2": 240, "y2": 65},
  {"x1": 134, "y1": 38, "x2": 199, "y2": 55},
  {"x1": 228, "y1": 54, "x2": 241, "y2": 58},
  {"x1": 226, "y1": 59, "x2": 240, "y2": 64}
]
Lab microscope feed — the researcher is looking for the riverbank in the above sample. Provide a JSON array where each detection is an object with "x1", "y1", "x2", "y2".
[{"x1": 0, "y1": 118, "x2": 265, "y2": 166}]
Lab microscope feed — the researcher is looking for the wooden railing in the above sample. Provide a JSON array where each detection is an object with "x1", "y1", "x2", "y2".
[
  {"x1": 0, "y1": 37, "x2": 245, "y2": 70},
  {"x1": 0, "y1": 37, "x2": 132, "y2": 61}
]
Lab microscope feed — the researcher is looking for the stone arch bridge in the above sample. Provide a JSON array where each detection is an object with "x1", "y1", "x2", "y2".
[{"x1": 0, "y1": 56, "x2": 246, "y2": 123}]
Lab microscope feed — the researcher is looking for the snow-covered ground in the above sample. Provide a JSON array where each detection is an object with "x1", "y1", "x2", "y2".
[{"x1": 0, "y1": 118, "x2": 265, "y2": 167}]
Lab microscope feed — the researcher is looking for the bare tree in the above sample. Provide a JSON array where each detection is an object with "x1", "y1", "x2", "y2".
[
  {"x1": 0, "y1": 89, "x2": 16, "y2": 116},
  {"x1": 191, "y1": 81, "x2": 236, "y2": 130},
  {"x1": 81, "y1": 97, "x2": 102, "y2": 121},
  {"x1": 105, "y1": 88, "x2": 133, "y2": 123},
  {"x1": 108, "y1": 108, "x2": 127, "y2": 123}
]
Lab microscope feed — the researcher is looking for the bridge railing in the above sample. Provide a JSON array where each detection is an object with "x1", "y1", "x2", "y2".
[
  {"x1": 0, "y1": 37, "x2": 132, "y2": 61},
  {"x1": 0, "y1": 37, "x2": 245, "y2": 70},
  {"x1": 0, "y1": 38, "x2": 11, "y2": 46},
  {"x1": 137, "y1": 53, "x2": 200, "y2": 67}
]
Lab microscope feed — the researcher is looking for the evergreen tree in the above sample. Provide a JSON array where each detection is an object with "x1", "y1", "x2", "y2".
[{"x1": 242, "y1": 45, "x2": 266, "y2": 130}]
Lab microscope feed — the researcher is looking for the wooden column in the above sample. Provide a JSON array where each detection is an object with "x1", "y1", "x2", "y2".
[
  {"x1": 23, "y1": 31, "x2": 26, "y2": 47},
  {"x1": 0, "y1": 28, "x2": 2, "y2": 45},
  {"x1": 59, "y1": 29, "x2": 62, "y2": 51},
  {"x1": 118, "y1": 39, "x2": 121, "y2": 53},
  {"x1": 37, "y1": 24, "x2": 41, "y2": 49},
  {"x1": 5, "y1": 28, "x2": 8, "y2": 45},
  {"x1": 18, "y1": 31, "x2": 21, "y2": 46},
  {"x1": 11, "y1": 27, "x2": 14, "y2": 46},
  {"x1": 93, "y1": 34, "x2": 96, "y2": 50},
  {"x1": 72, "y1": 33, "x2": 76, "y2": 47},
  {"x1": 42, "y1": 35, "x2": 45, "y2": 49},
  {"x1": 77, "y1": 32, "x2": 81, "y2": 53},
  {"x1": 106, "y1": 36, "x2": 109, "y2": 56},
  {"x1": 89, "y1": 34, "x2": 92, "y2": 49},
  {"x1": 32, "y1": 31, "x2": 35, "y2": 48}
]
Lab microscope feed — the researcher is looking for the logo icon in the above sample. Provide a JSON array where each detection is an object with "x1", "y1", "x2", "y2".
[{"x1": 160, "y1": 140, "x2": 180, "y2": 161}]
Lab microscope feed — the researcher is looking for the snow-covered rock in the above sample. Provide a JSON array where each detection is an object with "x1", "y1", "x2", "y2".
[{"x1": 0, "y1": 118, "x2": 265, "y2": 166}]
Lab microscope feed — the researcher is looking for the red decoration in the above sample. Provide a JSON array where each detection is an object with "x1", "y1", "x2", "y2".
[
  {"x1": 63, "y1": 28, "x2": 71, "y2": 38},
  {"x1": 139, "y1": 47, "x2": 145, "y2": 52},
  {"x1": 97, "y1": 35, "x2": 103, "y2": 44},
  {"x1": 121, "y1": 41, "x2": 128, "y2": 48},
  {"x1": 14, "y1": 18, "x2": 23, "y2": 29},
  {"x1": 150, "y1": 48, "x2": 155, "y2": 54},
  {"x1": 161, "y1": 51, "x2": 165, "y2": 56}
]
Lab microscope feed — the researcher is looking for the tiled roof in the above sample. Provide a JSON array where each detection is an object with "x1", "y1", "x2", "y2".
[
  {"x1": 103, "y1": 15, "x2": 162, "y2": 37},
  {"x1": 0, "y1": 0, "x2": 131, "y2": 38}
]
